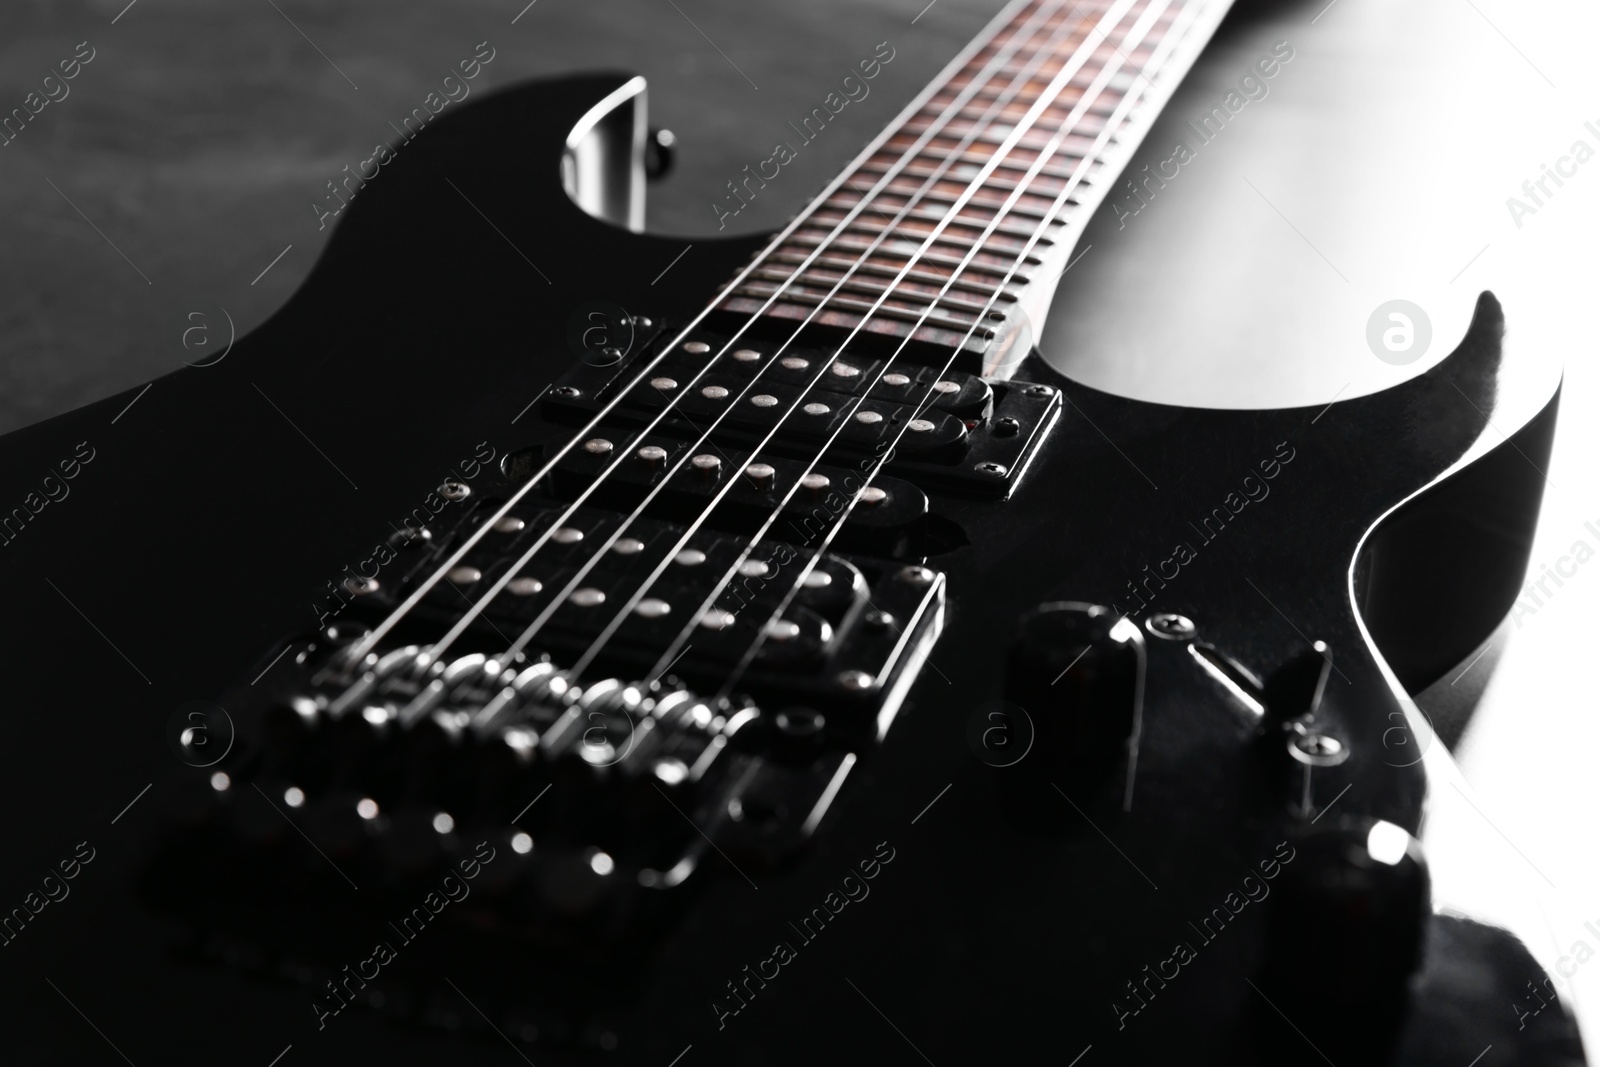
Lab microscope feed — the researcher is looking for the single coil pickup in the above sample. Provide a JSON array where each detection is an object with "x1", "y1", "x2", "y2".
[{"x1": 526, "y1": 439, "x2": 927, "y2": 553}]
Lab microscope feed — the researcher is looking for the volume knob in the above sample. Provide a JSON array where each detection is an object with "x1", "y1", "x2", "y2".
[{"x1": 1002, "y1": 602, "x2": 1145, "y2": 815}]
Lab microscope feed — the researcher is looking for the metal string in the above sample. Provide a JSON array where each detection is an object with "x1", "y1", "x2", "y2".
[
  {"x1": 337, "y1": 0, "x2": 1057, "y2": 668},
  {"x1": 553, "y1": 0, "x2": 1177, "y2": 687},
  {"x1": 496, "y1": 0, "x2": 1133, "y2": 678},
  {"x1": 345, "y1": 0, "x2": 1097, "y2": 685}
]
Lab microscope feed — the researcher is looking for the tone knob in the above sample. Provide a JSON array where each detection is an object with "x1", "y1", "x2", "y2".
[
  {"x1": 1258, "y1": 818, "x2": 1429, "y2": 1055},
  {"x1": 1000, "y1": 602, "x2": 1145, "y2": 828}
]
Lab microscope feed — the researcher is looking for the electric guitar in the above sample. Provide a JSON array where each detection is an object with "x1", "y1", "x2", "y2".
[{"x1": 0, "y1": 0, "x2": 1578, "y2": 1063}]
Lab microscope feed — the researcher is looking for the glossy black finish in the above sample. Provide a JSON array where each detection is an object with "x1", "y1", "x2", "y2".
[{"x1": 0, "y1": 74, "x2": 1576, "y2": 1066}]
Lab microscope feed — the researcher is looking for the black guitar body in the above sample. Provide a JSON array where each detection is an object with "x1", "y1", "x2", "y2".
[{"x1": 0, "y1": 74, "x2": 1578, "y2": 1067}]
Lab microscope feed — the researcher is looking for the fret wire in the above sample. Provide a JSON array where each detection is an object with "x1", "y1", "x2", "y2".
[
  {"x1": 713, "y1": 0, "x2": 1110, "y2": 323},
  {"x1": 752, "y1": 0, "x2": 1170, "y2": 324},
  {"x1": 563, "y1": 0, "x2": 1139, "y2": 684},
  {"x1": 375, "y1": 0, "x2": 1078, "y2": 668},
  {"x1": 708, "y1": 0, "x2": 1209, "y2": 705}
]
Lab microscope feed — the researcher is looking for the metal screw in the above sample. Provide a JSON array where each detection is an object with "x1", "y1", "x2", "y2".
[
  {"x1": 837, "y1": 670, "x2": 875, "y2": 692},
  {"x1": 865, "y1": 610, "x2": 895, "y2": 631},
  {"x1": 440, "y1": 481, "x2": 471, "y2": 501},
  {"x1": 994, "y1": 416, "x2": 1021, "y2": 438},
  {"x1": 388, "y1": 525, "x2": 431, "y2": 550},
  {"x1": 1146, "y1": 613, "x2": 1196, "y2": 640},
  {"x1": 1288, "y1": 729, "x2": 1349, "y2": 767},
  {"x1": 553, "y1": 385, "x2": 581, "y2": 399},
  {"x1": 1024, "y1": 385, "x2": 1053, "y2": 397},
  {"x1": 974, "y1": 461, "x2": 1008, "y2": 478},
  {"x1": 628, "y1": 315, "x2": 653, "y2": 328},
  {"x1": 897, "y1": 565, "x2": 935, "y2": 585}
]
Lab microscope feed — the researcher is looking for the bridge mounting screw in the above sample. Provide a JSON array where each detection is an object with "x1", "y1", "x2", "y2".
[
  {"x1": 1024, "y1": 385, "x2": 1053, "y2": 397},
  {"x1": 1146, "y1": 613, "x2": 1196, "y2": 640},
  {"x1": 553, "y1": 385, "x2": 581, "y2": 399},
  {"x1": 440, "y1": 481, "x2": 471, "y2": 501},
  {"x1": 974, "y1": 461, "x2": 1009, "y2": 478}
]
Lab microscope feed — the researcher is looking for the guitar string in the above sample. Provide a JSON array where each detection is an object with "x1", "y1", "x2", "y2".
[
  {"x1": 702, "y1": 0, "x2": 1202, "y2": 705},
  {"x1": 587, "y1": 0, "x2": 1188, "y2": 699},
  {"x1": 357, "y1": 0, "x2": 1099, "y2": 693},
  {"x1": 484, "y1": 1, "x2": 1134, "y2": 682},
  {"x1": 336, "y1": 0, "x2": 1053, "y2": 668}
]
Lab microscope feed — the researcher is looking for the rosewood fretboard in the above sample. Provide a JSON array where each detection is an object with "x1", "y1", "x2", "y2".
[{"x1": 716, "y1": 0, "x2": 1233, "y2": 373}]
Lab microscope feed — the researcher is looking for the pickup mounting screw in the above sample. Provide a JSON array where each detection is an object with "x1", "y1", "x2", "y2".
[
  {"x1": 553, "y1": 386, "x2": 581, "y2": 399},
  {"x1": 1024, "y1": 385, "x2": 1053, "y2": 398},
  {"x1": 440, "y1": 481, "x2": 471, "y2": 501},
  {"x1": 1146, "y1": 613, "x2": 1196, "y2": 640},
  {"x1": 974, "y1": 461, "x2": 1008, "y2": 478},
  {"x1": 994, "y1": 416, "x2": 1021, "y2": 438},
  {"x1": 837, "y1": 669, "x2": 875, "y2": 692},
  {"x1": 388, "y1": 525, "x2": 431, "y2": 550}
]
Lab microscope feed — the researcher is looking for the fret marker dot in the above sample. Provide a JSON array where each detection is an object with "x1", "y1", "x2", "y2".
[
  {"x1": 570, "y1": 588, "x2": 606, "y2": 607},
  {"x1": 552, "y1": 527, "x2": 584, "y2": 544},
  {"x1": 751, "y1": 394, "x2": 778, "y2": 408}
]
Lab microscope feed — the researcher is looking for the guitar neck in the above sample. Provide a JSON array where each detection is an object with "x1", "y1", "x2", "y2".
[{"x1": 716, "y1": 0, "x2": 1234, "y2": 374}]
